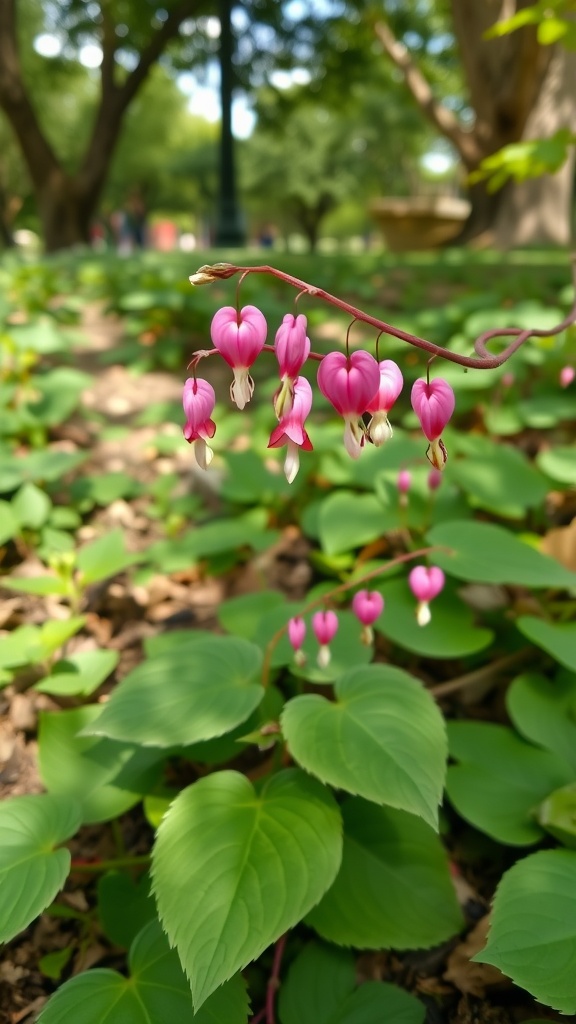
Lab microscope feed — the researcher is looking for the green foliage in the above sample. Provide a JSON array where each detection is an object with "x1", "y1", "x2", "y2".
[
  {"x1": 282, "y1": 665, "x2": 447, "y2": 828},
  {"x1": 37, "y1": 920, "x2": 251, "y2": 1023},
  {"x1": 307, "y1": 799, "x2": 463, "y2": 949},
  {"x1": 152, "y1": 769, "x2": 343, "y2": 1009},
  {"x1": 477, "y1": 849, "x2": 576, "y2": 1014},
  {"x1": 427, "y1": 520, "x2": 576, "y2": 587},
  {"x1": 0, "y1": 794, "x2": 82, "y2": 943},
  {"x1": 278, "y1": 941, "x2": 426, "y2": 1024},
  {"x1": 84, "y1": 636, "x2": 264, "y2": 748},
  {"x1": 1, "y1": 249, "x2": 576, "y2": 1020},
  {"x1": 446, "y1": 721, "x2": 574, "y2": 846}
]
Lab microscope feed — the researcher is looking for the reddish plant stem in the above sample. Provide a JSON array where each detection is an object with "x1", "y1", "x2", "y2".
[
  {"x1": 261, "y1": 545, "x2": 446, "y2": 687},
  {"x1": 194, "y1": 262, "x2": 576, "y2": 370},
  {"x1": 265, "y1": 932, "x2": 288, "y2": 1024}
]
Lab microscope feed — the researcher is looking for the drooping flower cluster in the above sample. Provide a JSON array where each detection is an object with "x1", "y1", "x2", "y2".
[
  {"x1": 286, "y1": 569, "x2": 445, "y2": 667},
  {"x1": 183, "y1": 301, "x2": 457, "y2": 481}
]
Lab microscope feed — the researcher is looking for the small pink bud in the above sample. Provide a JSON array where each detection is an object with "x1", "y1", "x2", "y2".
[
  {"x1": 182, "y1": 377, "x2": 216, "y2": 470},
  {"x1": 317, "y1": 350, "x2": 380, "y2": 459},
  {"x1": 501, "y1": 372, "x2": 515, "y2": 388},
  {"x1": 268, "y1": 376, "x2": 313, "y2": 483},
  {"x1": 288, "y1": 616, "x2": 306, "y2": 654},
  {"x1": 397, "y1": 469, "x2": 412, "y2": 494},
  {"x1": 408, "y1": 565, "x2": 445, "y2": 627},
  {"x1": 275, "y1": 313, "x2": 311, "y2": 381},
  {"x1": 428, "y1": 468, "x2": 443, "y2": 492},
  {"x1": 210, "y1": 304, "x2": 267, "y2": 409},
  {"x1": 560, "y1": 366, "x2": 575, "y2": 388},
  {"x1": 312, "y1": 609, "x2": 339, "y2": 667},
  {"x1": 366, "y1": 360, "x2": 403, "y2": 446}
]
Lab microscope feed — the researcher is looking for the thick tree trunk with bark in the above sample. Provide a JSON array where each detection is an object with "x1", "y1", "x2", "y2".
[
  {"x1": 0, "y1": 0, "x2": 198, "y2": 251},
  {"x1": 376, "y1": 1, "x2": 576, "y2": 247}
]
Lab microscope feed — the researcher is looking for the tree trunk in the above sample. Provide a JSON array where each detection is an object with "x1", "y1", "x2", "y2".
[
  {"x1": 377, "y1": 3, "x2": 576, "y2": 246},
  {"x1": 492, "y1": 45, "x2": 576, "y2": 247},
  {"x1": 37, "y1": 173, "x2": 98, "y2": 251}
]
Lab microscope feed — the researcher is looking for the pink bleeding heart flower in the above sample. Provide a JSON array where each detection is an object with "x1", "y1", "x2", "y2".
[
  {"x1": 273, "y1": 314, "x2": 311, "y2": 417},
  {"x1": 268, "y1": 376, "x2": 313, "y2": 483},
  {"x1": 182, "y1": 377, "x2": 216, "y2": 470},
  {"x1": 411, "y1": 377, "x2": 455, "y2": 472},
  {"x1": 428, "y1": 468, "x2": 443, "y2": 492},
  {"x1": 408, "y1": 565, "x2": 445, "y2": 626},
  {"x1": 365, "y1": 359, "x2": 403, "y2": 445},
  {"x1": 352, "y1": 589, "x2": 384, "y2": 645},
  {"x1": 288, "y1": 616, "x2": 307, "y2": 666},
  {"x1": 210, "y1": 304, "x2": 267, "y2": 409},
  {"x1": 312, "y1": 609, "x2": 339, "y2": 668},
  {"x1": 317, "y1": 350, "x2": 380, "y2": 459},
  {"x1": 560, "y1": 365, "x2": 575, "y2": 388}
]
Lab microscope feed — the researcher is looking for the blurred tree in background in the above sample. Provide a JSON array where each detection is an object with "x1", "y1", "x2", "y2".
[{"x1": 0, "y1": 0, "x2": 574, "y2": 251}]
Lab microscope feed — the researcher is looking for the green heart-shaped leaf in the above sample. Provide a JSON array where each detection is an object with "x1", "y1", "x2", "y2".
[
  {"x1": 152, "y1": 769, "x2": 342, "y2": 1010},
  {"x1": 0, "y1": 794, "x2": 82, "y2": 943},
  {"x1": 84, "y1": 636, "x2": 263, "y2": 747},
  {"x1": 427, "y1": 520, "x2": 576, "y2": 588},
  {"x1": 281, "y1": 664, "x2": 446, "y2": 828},
  {"x1": 507, "y1": 671, "x2": 576, "y2": 774},
  {"x1": 307, "y1": 798, "x2": 462, "y2": 948},
  {"x1": 37, "y1": 919, "x2": 250, "y2": 1023},
  {"x1": 477, "y1": 849, "x2": 576, "y2": 1014},
  {"x1": 446, "y1": 722, "x2": 573, "y2": 846},
  {"x1": 516, "y1": 618, "x2": 576, "y2": 673}
]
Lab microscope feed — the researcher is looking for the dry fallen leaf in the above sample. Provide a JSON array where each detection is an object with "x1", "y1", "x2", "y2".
[
  {"x1": 541, "y1": 516, "x2": 576, "y2": 573},
  {"x1": 444, "y1": 916, "x2": 507, "y2": 997}
]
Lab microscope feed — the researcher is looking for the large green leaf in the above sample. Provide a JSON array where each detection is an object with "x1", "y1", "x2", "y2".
[
  {"x1": 449, "y1": 444, "x2": 548, "y2": 518},
  {"x1": 446, "y1": 722, "x2": 573, "y2": 846},
  {"x1": 427, "y1": 520, "x2": 576, "y2": 588},
  {"x1": 281, "y1": 665, "x2": 446, "y2": 828},
  {"x1": 278, "y1": 942, "x2": 356, "y2": 1024},
  {"x1": 507, "y1": 671, "x2": 576, "y2": 774},
  {"x1": 39, "y1": 707, "x2": 164, "y2": 824},
  {"x1": 316, "y1": 491, "x2": 394, "y2": 556},
  {"x1": 0, "y1": 794, "x2": 82, "y2": 943},
  {"x1": 307, "y1": 798, "x2": 462, "y2": 949},
  {"x1": 375, "y1": 578, "x2": 493, "y2": 658},
  {"x1": 84, "y1": 636, "x2": 264, "y2": 747},
  {"x1": 278, "y1": 941, "x2": 425, "y2": 1024},
  {"x1": 97, "y1": 872, "x2": 157, "y2": 948},
  {"x1": 37, "y1": 919, "x2": 250, "y2": 1024},
  {"x1": 152, "y1": 769, "x2": 342, "y2": 1010},
  {"x1": 516, "y1": 617, "x2": 576, "y2": 673},
  {"x1": 477, "y1": 849, "x2": 576, "y2": 1014},
  {"x1": 537, "y1": 445, "x2": 576, "y2": 485}
]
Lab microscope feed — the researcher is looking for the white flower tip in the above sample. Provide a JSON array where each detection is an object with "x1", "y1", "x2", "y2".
[
  {"x1": 416, "y1": 601, "x2": 432, "y2": 627},
  {"x1": 317, "y1": 644, "x2": 331, "y2": 668},
  {"x1": 194, "y1": 439, "x2": 213, "y2": 471},
  {"x1": 284, "y1": 444, "x2": 300, "y2": 484},
  {"x1": 231, "y1": 370, "x2": 254, "y2": 410}
]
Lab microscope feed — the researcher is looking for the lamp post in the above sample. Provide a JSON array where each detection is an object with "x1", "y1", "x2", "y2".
[{"x1": 214, "y1": 0, "x2": 246, "y2": 247}]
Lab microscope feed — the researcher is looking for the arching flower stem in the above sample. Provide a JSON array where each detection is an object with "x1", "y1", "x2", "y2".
[{"x1": 191, "y1": 261, "x2": 576, "y2": 370}]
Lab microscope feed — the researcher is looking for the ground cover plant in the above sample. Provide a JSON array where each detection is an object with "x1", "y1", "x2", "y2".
[{"x1": 0, "y1": 247, "x2": 576, "y2": 1023}]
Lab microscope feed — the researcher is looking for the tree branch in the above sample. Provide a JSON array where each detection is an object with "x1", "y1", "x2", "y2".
[
  {"x1": 374, "y1": 19, "x2": 482, "y2": 168},
  {"x1": 78, "y1": 0, "x2": 200, "y2": 192},
  {"x1": 0, "y1": 0, "x2": 62, "y2": 189}
]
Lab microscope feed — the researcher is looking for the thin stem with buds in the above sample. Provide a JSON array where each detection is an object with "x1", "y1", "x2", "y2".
[
  {"x1": 190, "y1": 261, "x2": 576, "y2": 371},
  {"x1": 261, "y1": 545, "x2": 447, "y2": 687}
]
